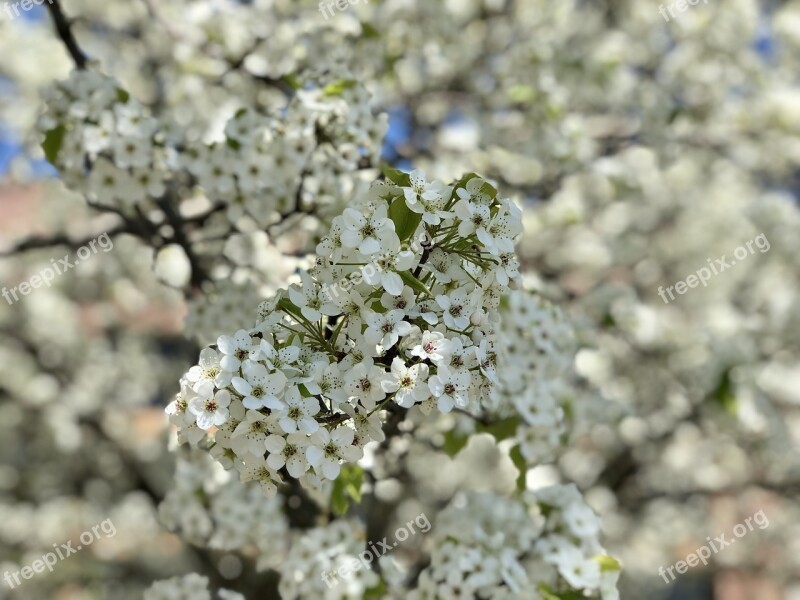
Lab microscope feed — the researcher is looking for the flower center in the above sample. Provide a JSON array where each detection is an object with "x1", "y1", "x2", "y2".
[{"x1": 323, "y1": 442, "x2": 339, "y2": 458}]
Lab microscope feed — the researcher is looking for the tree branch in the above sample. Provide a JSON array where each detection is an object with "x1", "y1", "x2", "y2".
[
  {"x1": 0, "y1": 224, "x2": 129, "y2": 257},
  {"x1": 46, "y1": 0, "x2": 89, "y2": 70}
]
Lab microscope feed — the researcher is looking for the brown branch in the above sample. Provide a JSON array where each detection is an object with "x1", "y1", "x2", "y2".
[
  {"x1": 0, "y1": 224, "x2": 129, "y2": 257},
  {"x1": 154, "y1": 193, "x2": 212, "y2": 293},
  {"x1": 46, "y1": 0, "x2": 89, "y2": 69}
]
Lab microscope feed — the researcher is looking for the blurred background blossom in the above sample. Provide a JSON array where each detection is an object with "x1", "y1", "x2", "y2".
[{"x1": 1, "y1": 0, "x2": 799, "y2": 598}]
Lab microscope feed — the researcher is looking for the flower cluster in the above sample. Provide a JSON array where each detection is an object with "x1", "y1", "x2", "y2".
[
  {"x1": 182, "y1": 83, "x2": 386, "y2": 227},
  {"x1": 532, "y1": 484, "x2": 619, "y2": 596},
  {"x1": 184, "y1": 281, "x2": 266, "y2": 346},
  {"x1": 493, "y1": 291, "x2": 578, "y2": 464},
  {"x1": 158, "y1": 452, "x2": 288, "y2": 570},
  {"x1": 37, "y1": 70, "x2": 384, "y2": 219},
  {"x1": 144, "y1": 573, "x2": 244, "y2": 600},
  {"x1": 278, "y1": 520, "x2": 380, "y2": 599},
  {"x1": 38, "y1": 70, "x2": 168, "y2": 207},
  {"x1": 405, "y1": 488, "x2": 619, "y2": 600},
  {"x1": 167, "y1": 171, "x2": 523, "y2": 494}
]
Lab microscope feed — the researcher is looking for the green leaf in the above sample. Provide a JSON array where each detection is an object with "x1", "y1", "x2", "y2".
[
  {"x1": 668, "y1": 105, "x2": 686, "y2": 124},
  {"x1": 277, "y1": 297, "x2": 299, "y2": 314},
  {"x1": 508, "y1": 84, "x2": 537, "y2": 103},
  {"x1": 388, "y1": 195, "x2": 422, "y2": 241},
  {"x1": 226, "y1": 137, "x2": 241, "y2": 150},
  {"x1": 193, "y1": 487, "x2": 209, "y2": 505},
  {"x1": 330, "y1": 465, "x2": 364, "y2": 516},
  {"x1": 443, "y1": 535, "x2": 460, "y2": 545},
  {"x1": 712, "y1": 369, "x2": 737, "y2": 415},
  {"x1": 450, "y1": 237, "x2": 478, "y2": 252},
  {"x1": 537, "y1": 584, "x2": 592, "y2": 600},
  {"x1": 398, "y1": 271, "x2": 431, "y2": 297},
  {"x1": 442, "y1": 430, "x2": 469, "y2": 457},
  {"x1": 596, "y1": 554, "x2": 622, "y2": 573},
  {"x1": 360, "y1": 21, "x2": 381, "y2": 39},
  {"x1": 322, "y1": 79, "x2": 357, "y2": 97},
  {"x1": 442, "y1": 417, "x2": 521, "y2": 460},
  {"x1": 42, "y1": 125, "x2": 67, "y2": 165},
  {"x1": 509, "y1": 444, "x2": 527, "y2": 492},
  {"x1": 545, "y1": 102, "x2": 564, "y2": 120},
  {"x1": 539, "y1": 502, "x2": 555, "y2": 518},
  {"x1": 115, "y1": 88, "x2": 130, "y2": 103},
  {"x1": 476, "y1": 417, "x2": 519, "y2": 441},
  {"x1": 282, "y1": 74, "x2": 302, "y2": 90},
  {"x1": 364, "y1": 579, "x2": 388, "y2": 599},
  {"x1": 537, "y1": 585, "x2": 560, "y2": 600},
  {"x1": 452, "y1": 172, "x2": 481, "y2": 189},
  {"x1": 381, "y1": 164, "x2": 411, "y2": 187}
]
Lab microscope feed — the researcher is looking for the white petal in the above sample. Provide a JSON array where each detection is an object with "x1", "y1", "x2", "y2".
[
  {"x1": 265, "y1": 371, "x2": 287, "y2": 395},
  {"x1": 428, "y1": 376, "x2": 444, "y2": 396},
  {"x1": 343, "y1": 208, "x2": 366, "y2": 229},
  {"x1": 322, "y1": 460, "x2": 341, "y2": 480},
  {"x1": 341, "y1": 230, "x2": 362, "y2": 248},
  {"x1": 242, "y1": 396, "x2": 263, "y2": 409},
  {"x1": 382, "y1": 272, "x2": 404, "y2": 296},
  {"x1": 196, "y1": 413, "x2": 215, "y2": 430},
  {"x1": 306, "y1": 445, "x2": 323, "y2": 466},
  {"x1": 279, "y1": 417, "x2": 298, "y2": 433},
  {"x1": 437, "y1": 395, "x2": 455, "y2": 413},
  {"x1": 280, "y1": 346, "x2": 300, "y2": 363},
  {"x1": 264, "y1": 434, "x2": 286, "y2": 453},
  {"x1": 381, "y1": 377, "x2": 400, "y2": 393},
  {"x1": 266, "y1": 453, "x2": 285, "y2": 471},
  {"x1": 217, "y1": 335, "x2": 234, "y2": 354},
  {"x1": 359, "y1": 237, "x2": 381, "y2": 255},
  {"x1": 220, "y1": 355, "x2": 240, "y2": 372},
  {"x1": 299, "y1": 419, "x2": 319, "y2": 434},
  {"x1": 333, "y1": 426, "x2": 354, "y2": 445},
  {"x1": 286, "y1": 456, "x2": 307, "y2": 478}
]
